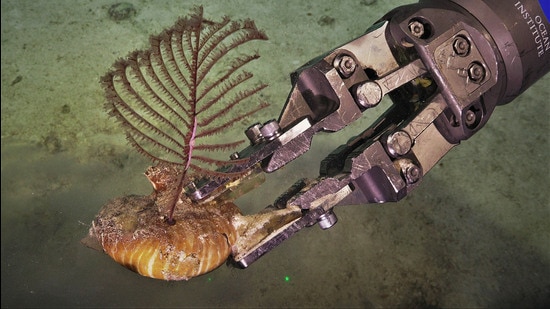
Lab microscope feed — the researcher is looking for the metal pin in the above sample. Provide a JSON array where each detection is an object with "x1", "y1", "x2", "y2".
[
  {"x1": 354, "y1": 80, "x2": 382, "y2": 109},
  {"x1": 386, "y1": 131, "x2": 412, "y2": 157}
]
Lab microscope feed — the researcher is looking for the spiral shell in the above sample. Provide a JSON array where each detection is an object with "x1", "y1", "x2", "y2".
[
  {"x1": 89, "y1": 194, "x2": 240, "y2": 281},
  {"x1": 83, "y1": 164, "x2": 302, "y2": 281}
]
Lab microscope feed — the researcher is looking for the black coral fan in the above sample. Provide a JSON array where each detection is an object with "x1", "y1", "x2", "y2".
[{"x1": 100, "y1": 6, "x2": 269, "y2": 222}]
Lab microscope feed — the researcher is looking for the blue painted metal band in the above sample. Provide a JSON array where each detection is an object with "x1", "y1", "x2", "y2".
[{"x1": 539, "y1": 0, "x2": 550, "y2": 21}]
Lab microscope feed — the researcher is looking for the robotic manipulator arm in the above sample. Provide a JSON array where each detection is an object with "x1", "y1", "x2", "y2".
[
  {"x1": 267, "y1": 0, "x2": 550, "y2": 204},
  {"x1": 190, "y1": 0, "x2": 550, "y2": 267}
]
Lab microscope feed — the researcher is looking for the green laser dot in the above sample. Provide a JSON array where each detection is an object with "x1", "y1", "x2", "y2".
[{"x1": 284, "y1": 276, "x2": 290, "y2": 282}]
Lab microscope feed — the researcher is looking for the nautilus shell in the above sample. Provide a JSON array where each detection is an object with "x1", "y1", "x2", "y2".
[
  {"x1": 83, "y1": 164, "x2": 300, "y2": 281},
  {"x1": 89, "y1": 195, "x2": 239, "y2": 281}
]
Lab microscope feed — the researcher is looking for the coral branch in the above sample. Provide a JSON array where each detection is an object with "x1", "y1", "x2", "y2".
[{"x1": 101, "y1": 6, "x2": 269, "y2": 222}]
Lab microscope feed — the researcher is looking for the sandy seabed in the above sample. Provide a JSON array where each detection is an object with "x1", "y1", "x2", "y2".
[{"x1": 2, "y1": 0, "x2": 549, "y2": 307}]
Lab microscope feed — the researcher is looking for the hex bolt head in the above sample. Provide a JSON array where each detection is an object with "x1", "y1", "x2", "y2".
[
  {"x1": 404, "y1": 165, "x2": 421, "y2": 184},
  {"x1": 230, "y1": 152, "x2": 240, "y2": 160},
  {"x1": 464, "y1": 110, "x2": 476, "y2": 126},
  {"x1": 334, "y1": 54, "x2": 357, "y2": 78},
  {"x1": 386, "y1": 131, "x2": 413, "y2": 157},
  {"x1": 186, "y1": 182, "x2": 202, "y2": 200},
  {"x1": 186, "y1": 181, "x2": 198, "y2": 193},
  {"x1": 468, "y1": 62, "x2": 486, "y2": 83},
  {"x1": 260, "y1": 119, "x2": 281, "y2": 141},
  {"x1": 245, "y1": 123, "x2": 264, "y2": 144},
  {"x1": 408, "y1": 20, "x2": 425, "y2": 38},
  {"x1": 453, "y1": 35, "x2": 470, "y2": 56},
  {"x1": 354, "y1": 80, "x2": 382, "y2": 109},
  {"x1": 397, "y1": 159, "x2": 422, "y2": 185},
  {"x1": 317, "y1": 209, "x2": 338, "y2": 230}
]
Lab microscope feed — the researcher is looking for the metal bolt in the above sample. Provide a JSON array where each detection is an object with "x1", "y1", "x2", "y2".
[
  {"x1": 404, "y1": 165, "x2": 421, "y2": 184},
  {"x1": 259, "y1": 119, "x2": 281, "y2": 141},
  {"x1": 386, "y1": 131, "x2": 412, "y2": 157},
  {"x1": 468, "y1": 62, "x2": 485, "y2": 83},
  {"x1": 317, "y1": 209, "x2": 338, "y2": 230},
  {"x1": 186, "y1": 181, "x2": 198, "y2": 193},
  {"x1": 453, "y1": 35, "x2": 470, "y2": 56},
  {"x1": 465, "y1": 110, "x2": 475, "y2": 125},
  {"x1": 186, "y1": 181, "x2": 202, "y2": 200},
  {"x1": 463, "y1": 107, "x2": 483, "y2": 130},
  {"x1": 397, "y1": 159, "x2": 422, "y2": 184},
  {"x1": 354, "y1": 80, "x2": 382, "y2": 109},
  {"x1": 230, "y1": 152, "x2": 240, "y2": 160},
  {"x1": 408, "y1": 20, "x2": 425, "y2": 38},
  {"x1": 245, "y1": 123, "x2": 264, "y2": 144},
  {"x1": 334, "y1": 54, "x2": 357, "y2": 78}
]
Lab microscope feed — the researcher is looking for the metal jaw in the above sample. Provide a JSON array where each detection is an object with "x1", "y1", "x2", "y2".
[
  {"x1": 230, "y1": 21, "x2": 460, "y2": 266},
  {"x1": 190, "y1": 1, "x2": 512, "y2": 267}
]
